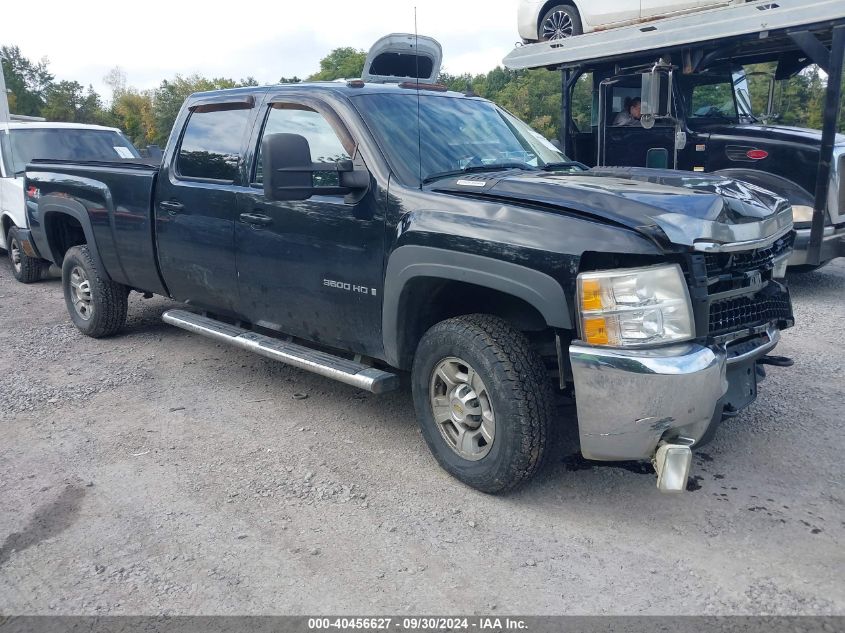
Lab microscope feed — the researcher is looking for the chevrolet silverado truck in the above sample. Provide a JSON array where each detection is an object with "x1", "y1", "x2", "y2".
[
  {"x1": 0, "y1": 120, "x2": 141, "y2": 282},
  {"x1": 22, "y1": 77, "x2": 796, "y2": 494}
]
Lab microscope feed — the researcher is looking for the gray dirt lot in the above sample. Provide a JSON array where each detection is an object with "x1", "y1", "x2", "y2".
[{"x1": 0, "y1": 259, "x2": 843, "y2": 616}]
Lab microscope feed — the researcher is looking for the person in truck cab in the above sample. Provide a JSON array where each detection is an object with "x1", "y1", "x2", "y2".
[{"x1": 613, "y1": 97, "x2": 642, "y2": 126}]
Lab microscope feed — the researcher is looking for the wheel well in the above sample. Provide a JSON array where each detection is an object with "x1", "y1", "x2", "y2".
[
  {"x1": 1, "y1": 215, "x2": 13, "y2": 240},
  {"x1": 44, "y1": 213, "x2": 87, "y2": 264},
  {"x1": 395, "y1": 278, "x2": 552, "y2": 369},
  {"x1": 537, "y1": 1, "x2": 581, "y2": 32}
]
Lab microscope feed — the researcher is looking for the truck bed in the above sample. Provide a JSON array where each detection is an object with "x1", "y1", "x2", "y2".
[{"x1": 26, "y1": 159, "x2": 167, "y2": 295}]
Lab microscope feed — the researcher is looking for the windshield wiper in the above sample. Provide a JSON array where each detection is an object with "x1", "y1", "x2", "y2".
[
  {"x1": 422, "y1": 162, "x2": 536, "y2": 185},
  {"x1": 541, "y1": 160, "x2": 588, "y2": 172}
]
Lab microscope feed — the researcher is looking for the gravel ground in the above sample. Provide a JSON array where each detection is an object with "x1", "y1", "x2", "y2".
[{"x1": 0, "y1": 258, "x2": 843, "y2": 616}]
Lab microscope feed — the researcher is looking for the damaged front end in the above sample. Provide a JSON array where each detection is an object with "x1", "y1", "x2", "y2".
[{"x1": 567, "y1": 197, "x2": 795, "y2": 492}]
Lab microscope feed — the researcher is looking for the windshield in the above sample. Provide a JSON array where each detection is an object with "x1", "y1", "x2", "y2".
[
  {"x1": 8, "y1": 128, "x2": 140, "y2": 175},
  {"x1": 351, "y1": 93, "x2": 575, "y2": 185},
  {"x1": 681, "y1": 74, "x2": 739, "y2": 123}
]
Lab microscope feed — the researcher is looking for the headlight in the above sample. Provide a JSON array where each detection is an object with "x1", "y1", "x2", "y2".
[
  {"x1": 577, "y1": 264, "x2": 694, "y2": 347},
  {"x1": 791, "y1": 205, "x2": 815, "y2": 225}
]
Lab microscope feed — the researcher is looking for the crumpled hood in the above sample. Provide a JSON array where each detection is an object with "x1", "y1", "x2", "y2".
[{"x1": 432, "y1": 167, "x2": 793, "y2": 248}]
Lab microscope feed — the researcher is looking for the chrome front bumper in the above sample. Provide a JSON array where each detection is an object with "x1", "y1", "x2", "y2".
[
  {"x1": 788, "y1": 225, "x2": 845, "y2": 266},
  {"x1": 569, "y1": 328, "x2": 780, "y2": 461}
]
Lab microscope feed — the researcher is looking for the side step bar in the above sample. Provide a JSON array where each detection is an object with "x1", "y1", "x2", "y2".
[{"x1": 162, "y1": 309, "x2": 399, "y2": 394}]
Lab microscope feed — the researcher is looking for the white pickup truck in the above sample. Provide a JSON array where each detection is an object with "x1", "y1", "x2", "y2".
[{"x1": 0, "y1": 120, "x2": 141, "y2": 282}]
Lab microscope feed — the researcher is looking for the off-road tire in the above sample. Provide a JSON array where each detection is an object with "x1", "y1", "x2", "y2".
[
  {"x1": 540, "y1": 4, "x2": 583, "y2": 41},
  {"x1": 7, "y1": 226, "x2": 43, "y2": 284},
  {"x1": 62, "y1": 245, "x2": 128, "y2": 338},
  {"x1": 411, "y1": 314, "x2": 554, "y2": 494}
]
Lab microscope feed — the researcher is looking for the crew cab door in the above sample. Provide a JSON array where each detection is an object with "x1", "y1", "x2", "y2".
[
  {"x1": 598, "y1": 73, "x2": 678, "y2": 169},
  {"x1": 154, "y1": 97, "x2": 256, "y2": 314},
  {"x1": 234, "y1": 96, "x2": 385, "y2": 357}
]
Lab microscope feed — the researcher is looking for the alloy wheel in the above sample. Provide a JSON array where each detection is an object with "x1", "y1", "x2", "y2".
[
  {"x1": 429, "y1": 357, "x2": 496, "y2": 461},
  {"x1": 10, "y1": 237, "x2": 22, "y2": 274},
  {"x1": 69, "y1": 266, "x2": 94, "y2": 320},
  {"x1": 543, "y1": 11, "x2": 575, "y2": 40}
]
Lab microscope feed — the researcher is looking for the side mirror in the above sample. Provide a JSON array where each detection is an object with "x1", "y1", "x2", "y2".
[
  {"x1": 641, "y1": 70, "x2": 672, "y2": 126},
  {"x1": 262, "y1": 133, "x2": 369, "y2": 202},
  {"x1": 263, "y1": 133, "x2": 315, "y2": 201}
]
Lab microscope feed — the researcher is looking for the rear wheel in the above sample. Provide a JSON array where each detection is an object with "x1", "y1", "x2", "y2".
[
  {"x1": 7, "y1": 226, "x2": 43, "y2": 284},
  {"x1": 62, "y1": 245, "x2": 128, "y2": 338},
  {"x1": 411, "y1": 314, "x2": 554, "y2": 494},
  {"x1": 540, "y1": 4, "x2": 583, "y2": 41}
]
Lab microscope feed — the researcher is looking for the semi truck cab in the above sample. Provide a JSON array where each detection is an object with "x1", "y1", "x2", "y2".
[
  {"x1": 570, "y1": 62, "x2": 845, "y2": 269},
  {"x1": 505, "y1": 0, "x2": 845, "y2": 270}
]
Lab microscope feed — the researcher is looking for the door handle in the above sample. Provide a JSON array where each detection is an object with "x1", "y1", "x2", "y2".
[
  {"x1": 159, "y1": 200, "x2": 185, "y2": 215},
  {"x1": 239, "y1": 212, "x2": 273, "y2": 228}
]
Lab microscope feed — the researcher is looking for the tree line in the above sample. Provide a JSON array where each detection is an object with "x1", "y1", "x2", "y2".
[
  {"x1": 2, "y1": 44, "x2": 841, "y2": 151},
  {"x1": 2, "y1": 45, "x2": 261, "y2": 148}
]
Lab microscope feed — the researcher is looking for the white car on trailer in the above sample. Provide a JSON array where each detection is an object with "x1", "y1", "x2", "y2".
[{"x1": 519, "y1": 0, "x2": 745, "y2": 42}]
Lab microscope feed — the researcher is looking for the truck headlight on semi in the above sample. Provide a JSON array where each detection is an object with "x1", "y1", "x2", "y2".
[
  {"x1": 577, "y1": 264, "x2": 695, "y2": 347},
  {"x1": 791, "y1": 205, "x2": 815, "y2": 225}
]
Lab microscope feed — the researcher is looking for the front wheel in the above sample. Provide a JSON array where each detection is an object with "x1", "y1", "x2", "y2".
[
  {"x1": 540, "y1": 4, "x2": 583, "y2": 41},
  {"x1": 411, "y1": 315, "x2": 554, "y2": 494},
  {"x1": 62, "y1": 245, "x2": 128, "y2": 338},
  {"x1": 7, "y1": 226, "x2": 43, "y2": 284}
]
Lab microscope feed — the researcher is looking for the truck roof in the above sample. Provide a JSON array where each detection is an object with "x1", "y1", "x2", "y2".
[
  {"x1": 504, "y1": 0, "x2": 845, "y2": 71},
  {"x1": 184, "y1": 81, "x2": 481, "y2": 105},
  {"x1": 3, "y1": 121, "x2": 125, "y2": 133}
]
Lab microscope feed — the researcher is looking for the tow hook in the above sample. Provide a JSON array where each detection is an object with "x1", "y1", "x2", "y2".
[
  {"x1": 653, "y1": 438, "x2": 694, "y2": 493},
  {"x1": 758, "y1": 355, "x2": 794, "y2": 368},
  {"x1": 757, "y1": 355, "x2": 794, "y2": 380}
]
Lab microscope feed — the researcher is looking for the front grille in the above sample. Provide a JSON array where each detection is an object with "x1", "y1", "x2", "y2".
[
  {"x1": 686, "y1": 233, "x2": 795, "y2": 338},
  {"x1": 709, "y1": 286, "x2": 792, "y2": 336},
  {"x1": 704, "y1": 233, "x2": 793, "y2": 278}
]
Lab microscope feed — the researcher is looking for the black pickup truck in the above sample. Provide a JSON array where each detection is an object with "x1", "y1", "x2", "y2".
[{"x1": 21, "y1": 80, "x2": 795, "y2": 493}]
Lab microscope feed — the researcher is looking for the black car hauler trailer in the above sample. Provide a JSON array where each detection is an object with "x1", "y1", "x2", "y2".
[{"x1": 504, "y1": 0, "x2": 845, "y2": 267}]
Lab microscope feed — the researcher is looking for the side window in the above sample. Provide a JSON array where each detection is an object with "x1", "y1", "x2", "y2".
[
  {"x1": 177, "y1": 106, "x2": 251, "y2": 181},
  {"x1": 690, "y1": 82, "x2": 737, "y2": 119},
  {"x1": 570, "y1": 72, "x2": 594, "y2": 130},
  {"x1": 609, "y1": 84, "x2": 642, "y2": 126},
  {"x1": 254, "y1": 104, "x2": 351, "y2": 187}
]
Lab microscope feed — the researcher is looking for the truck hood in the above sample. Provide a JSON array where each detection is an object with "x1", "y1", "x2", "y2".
[
  {"x1": 697, "y1": 123, "x2": 845, "y2": 147},
  {"x1": 431, "y1": 167, "x2": 793, "y2": 249}
]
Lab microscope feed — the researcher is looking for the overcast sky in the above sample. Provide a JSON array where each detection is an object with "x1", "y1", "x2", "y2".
[{"x1": 1, "y1": 0, "x2": 521, "y2": 100}]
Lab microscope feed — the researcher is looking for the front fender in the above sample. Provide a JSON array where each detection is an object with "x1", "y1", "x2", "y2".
[{"x1": 382, "y1": 245, "x2": 572, "y2": 367}]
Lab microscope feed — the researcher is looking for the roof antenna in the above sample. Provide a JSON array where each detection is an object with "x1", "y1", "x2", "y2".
[{"x1": 415, "y1": 6, "x2": 423, "y2": 190}]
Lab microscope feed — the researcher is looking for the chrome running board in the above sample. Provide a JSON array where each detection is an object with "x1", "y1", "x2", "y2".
[{"x1": 163, "y1": 309, "x2": 399, "y2": 394}]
